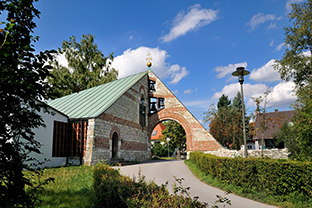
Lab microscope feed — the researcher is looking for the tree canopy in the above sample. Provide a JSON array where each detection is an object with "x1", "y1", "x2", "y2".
[
  {"x1": 48, "y1": 34, "x2": 118, "y2": 98},
  {"x1": 203, "y1": 93, "x2": 251, "y2": 149},
  {"x1": 0, "y1": 0, "x2": 54, "y2": 206},
  {"x1": 217, "y1": 94, "x2": 231, "y2": 109},
  {"x1": 274, "y1": 0, "x2": 312, "y2": 88},
  {"x1": 273, "y1": 0, "x2": 312, "y2": 160},
  {"x1": 160, "y1": 121, "x2": 186, "y2": 159}
]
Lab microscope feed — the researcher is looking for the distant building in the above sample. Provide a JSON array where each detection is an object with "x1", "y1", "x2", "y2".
[
  {"x1": 254, "y1": 109, "x2": 296, "y2": 149},
  {"x1": 151, "y1": 123, "x2": 166, "y2": 144}
]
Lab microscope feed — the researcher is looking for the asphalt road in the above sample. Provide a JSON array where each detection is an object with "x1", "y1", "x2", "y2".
[{"x1": 113, "y1": 160, "x2": 277, "y2": 208}]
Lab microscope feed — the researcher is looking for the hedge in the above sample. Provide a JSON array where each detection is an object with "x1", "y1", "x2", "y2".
[
  {"x1": 190, "y1": 152, "x2": 312, "y2": 200},
  {"x1": 92, "y1": 162, "x2": 209, "y2": 208}
]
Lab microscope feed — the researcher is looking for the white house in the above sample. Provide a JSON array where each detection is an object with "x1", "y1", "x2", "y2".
[{"x1": 30, "y1": 105, "x2": 68, "y2": 168}]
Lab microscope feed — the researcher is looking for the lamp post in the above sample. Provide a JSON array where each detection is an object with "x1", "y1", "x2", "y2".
[
  {"x1": 232, "y1": 67, "x2": 250, "y2": 158},
  {"x1": 166, "y1": 137, "x2": 170, "y2": 158}
]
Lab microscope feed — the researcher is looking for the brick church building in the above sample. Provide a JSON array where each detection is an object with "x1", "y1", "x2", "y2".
[{"x1": 34, "y1": 64, "x2": 222, "y2": 167}]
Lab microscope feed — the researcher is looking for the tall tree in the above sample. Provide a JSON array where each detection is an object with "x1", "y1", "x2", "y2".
[
  {"x1": 217, "y1": 94, "x2": 231, "y2": 109},
  {"x1": 274, "y1": 0, "x2": 312, "y2": 88},
  {"x1": 0, "y1": 0, "x2": 54, "y2": 206},
  {"x1": 274, "y1": 0, "x2": 312, "y2": 160},
  {"x1": 203, "y1": 93, "x2": 248, "y2": 150},
  {"x1": 48, "y1": 34, "x2": 118, "y2": 98},
  {"x1": 160, "y1": 121, "x2": 186, "y2": 159}
]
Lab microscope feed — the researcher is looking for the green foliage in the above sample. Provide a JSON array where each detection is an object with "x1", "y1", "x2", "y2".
[
  {"x1": 274, "y1": 0, "x2": 312, "y2": 88},
  {"x1": 151, "y1": 142, "x2": 174, "y2": 157},
  {"x1": 161, "y1": 121, "x2": 186, "y2": 158},
  {"x1": 217, "y1": 94, "x2": 231, "y2": 109},
  {"x1": 275, "y1": 84, "x2": 312, "y2": 160},
  {"x1": 48, "y1": 34, "x2": 118, "y2": 98},
  {"x1": 31, "y1": 165, "x2": 95, "y2": 208},
  {"x1": 273, "y1": 0, "x2": 312, "y2": 161},
  {"x1": 293, "y1": 84, "x2": 312, "y2": 160},
  {"x1": 0, "y1": 0, "x2": 55, "y2": 207},
  {"x1": 190, "y1": 152, "x2": 312, "y2": 204},
  {"x1": 273, "y1": 122, "x2": 299, "y2": 159},
  {"x1": 203, "y1": 92, "x2": 251, "y2": 149},
  {"x1": 92, "y1": 162, "x2": 210, "y2": 208}
]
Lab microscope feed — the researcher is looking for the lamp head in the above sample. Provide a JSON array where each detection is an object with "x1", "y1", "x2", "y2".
[{"x1": 232, "y1": 67, "x2": 250, "y2": 84}]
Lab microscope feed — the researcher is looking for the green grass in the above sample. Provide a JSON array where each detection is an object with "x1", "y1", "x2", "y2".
[
  {"x1": 184, "y1": 159, "x2": 312, "y2": 208},
  {"x1": 33, "y1": 165, "x2": 95, "y2": 208}
]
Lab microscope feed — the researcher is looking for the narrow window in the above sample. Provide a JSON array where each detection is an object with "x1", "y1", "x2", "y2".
[
  {"x1": 158, "y1": 98, "x2": 165, "y2": 110},
  {"x1": 149, "y1": 80, "x2": 156, "y2": 92},
  {"x1": 139, "y1": 94, "x2": 146, "y2": 127}
]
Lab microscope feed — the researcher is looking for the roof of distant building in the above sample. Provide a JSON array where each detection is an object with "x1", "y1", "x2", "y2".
[
  {"x1": 254, "y1": 109, "x2": 296, "y2": 140},
  {"x1": 151, "y1": 123, "x2": 166, "y2": 141}
]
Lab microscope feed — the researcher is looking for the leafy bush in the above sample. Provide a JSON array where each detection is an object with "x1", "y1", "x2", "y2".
[
  {"x1": 92, "y1": 162, "x2": 225, "y2": 208},
  {"x1": 151, "y1": 142, "x2": 174, "y2": 157},
  {"x1": 190, "y1": 152, "x2": 312, "y2": 201}
]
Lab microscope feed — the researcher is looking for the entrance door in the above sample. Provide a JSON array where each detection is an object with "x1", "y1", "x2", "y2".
[{"x1": 112, "y1": 132, "x2": 118, "y2": 158}]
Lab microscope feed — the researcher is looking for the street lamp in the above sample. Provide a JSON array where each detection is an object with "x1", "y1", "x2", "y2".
[
  {"x1": 232, "y1": 67, "x2": 250, "y2": 158},
  {"x1": 166, "y1": 137, "x2": 170, "y2": 158}
]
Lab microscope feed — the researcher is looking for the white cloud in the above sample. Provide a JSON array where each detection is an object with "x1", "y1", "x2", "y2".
[
  {"x1": 169, "y1": 65, "x2": 189, "y2": 84},
  {"x1": 161, "y1": 4, "x2": 218, "y2": 43},
  {"x1": 265, "y1": 82, "x2": 296, "y2": 108},
  {"x1": 267, "y1": 22, "x2": 277, "y2": 30},
  {"x1": 111, "y1": 46, "x2": 189, "y2": 84},
  {"x1": 212, "y1": 82, "x2": 296, "y2": 110},
  {"x1": 211, "y1": 83, "x2": 268, "y2": 100},
  {"x1": 275, "y1": 43, "x2": 284, "y2": 51},
  {"x1": 183, "y1": 99, "x2": 211, "y2": 108},
  {"x1": 214, "y1": 62, "x2": 248, "y2": 79},
  {"x1": 184, "y1": 89, "x2": 193, "y2": 94},
  {"x1": 246, "y1": 13, "x2": 276, "y2": 31},
  {"x1": 249, "y1": 59, "x2": 281, "y2": 82},
  {"x1": 53, "y1": 53, "x2": 68, "y2": 67},
  {"x1": 269, "y1": 39, "x2": 275, "y2": 47}
]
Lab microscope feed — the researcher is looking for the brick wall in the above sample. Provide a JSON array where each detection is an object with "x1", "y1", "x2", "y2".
[
  {"x1": 148, "y1": 71, "x2": 223, "y2": 154},
  {"x1": 85, "y1": 74, "x2": 150, "y2": 164}
]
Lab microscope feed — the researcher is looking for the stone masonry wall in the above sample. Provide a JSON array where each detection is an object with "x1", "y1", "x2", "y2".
[
  {"x1": 199, "y1": 148, "x2": 289, "y2": 159},
  {"x1": 89, "y1": 74, "x2": 150, "y2": 164},
  {"x1": 148, "y1": 71, "x2": 223, "y2": 153}
]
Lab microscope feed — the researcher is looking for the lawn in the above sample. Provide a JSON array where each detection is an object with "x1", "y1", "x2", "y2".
[{"x1": 33, "y1": 165, "x2": 95, "y2": 208}]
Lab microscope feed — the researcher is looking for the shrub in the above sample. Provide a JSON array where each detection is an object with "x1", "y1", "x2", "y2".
[
  {"x1": 190, "y1": 152, "x2": 312, "y2": 200},
  {"x1": 92, "y1": 162, "x2": 216, "y2": 207}
]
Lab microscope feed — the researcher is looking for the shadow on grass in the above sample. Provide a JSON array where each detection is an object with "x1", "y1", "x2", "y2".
[{"x1": 37, "y1": 187, "x2": 96, "y2": 208}]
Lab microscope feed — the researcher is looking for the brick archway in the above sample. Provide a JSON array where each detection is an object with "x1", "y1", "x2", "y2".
[
  {"x1": 147, "y1": 70, "x2": 223, "y2": 155},
  {"x1": 149, "y1": 109, "x2": 193, "y2": 151}
]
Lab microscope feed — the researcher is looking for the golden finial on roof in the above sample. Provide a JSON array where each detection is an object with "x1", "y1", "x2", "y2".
[{"x1": 146, "y1": 52, "x2": 153, "y2": 68}]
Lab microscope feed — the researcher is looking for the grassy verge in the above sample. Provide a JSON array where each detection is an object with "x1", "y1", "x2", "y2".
[
  {"x1": 33, "y1": 165, "x2": 95, "y2": 208},
  {"x1": 184, "y1": 159, "x2": 311, "y2": 208}
]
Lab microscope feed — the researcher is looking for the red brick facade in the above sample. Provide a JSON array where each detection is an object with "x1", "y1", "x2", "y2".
[{"x1": 148, "y1": 71, "x2": 223, "y2": 153}]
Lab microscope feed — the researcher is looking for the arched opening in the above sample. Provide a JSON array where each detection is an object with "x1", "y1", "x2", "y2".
[
  {"x1": 112, "y1": 132, "x2": 118, "y2": 158},
  {"x1": 150, "y1": 120, "x2": 186, "y2": 159}
]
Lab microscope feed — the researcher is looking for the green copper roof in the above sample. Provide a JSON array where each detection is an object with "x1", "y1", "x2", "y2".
[{"x1": 47, "y1": 71, "x2": 147, "y2": 119}]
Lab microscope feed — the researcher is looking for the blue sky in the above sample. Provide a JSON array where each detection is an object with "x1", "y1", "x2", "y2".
[{"x1": 11, "y1": 0, "x2": 305, "y2": 123}]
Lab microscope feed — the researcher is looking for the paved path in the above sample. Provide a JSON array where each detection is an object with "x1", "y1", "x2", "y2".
[{"x1": 113, "y1": 160, "x2": 277, "y2": 208}]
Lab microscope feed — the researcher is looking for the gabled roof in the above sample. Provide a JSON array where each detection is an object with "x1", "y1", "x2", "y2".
[
  {"x1": 47, "y1": 71, "x2": 147, "y2": 119},
  {"x1": 254, "y1": 109, "x2": 296, "y2": 140},
  {"x1": 151, "y1": 123, "x2": 166, "y2": 141}
]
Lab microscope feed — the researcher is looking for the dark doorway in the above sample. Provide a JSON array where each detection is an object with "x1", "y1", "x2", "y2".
[{"x1": 112, "y1": 132, "x2": 118, "y2": 158}]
